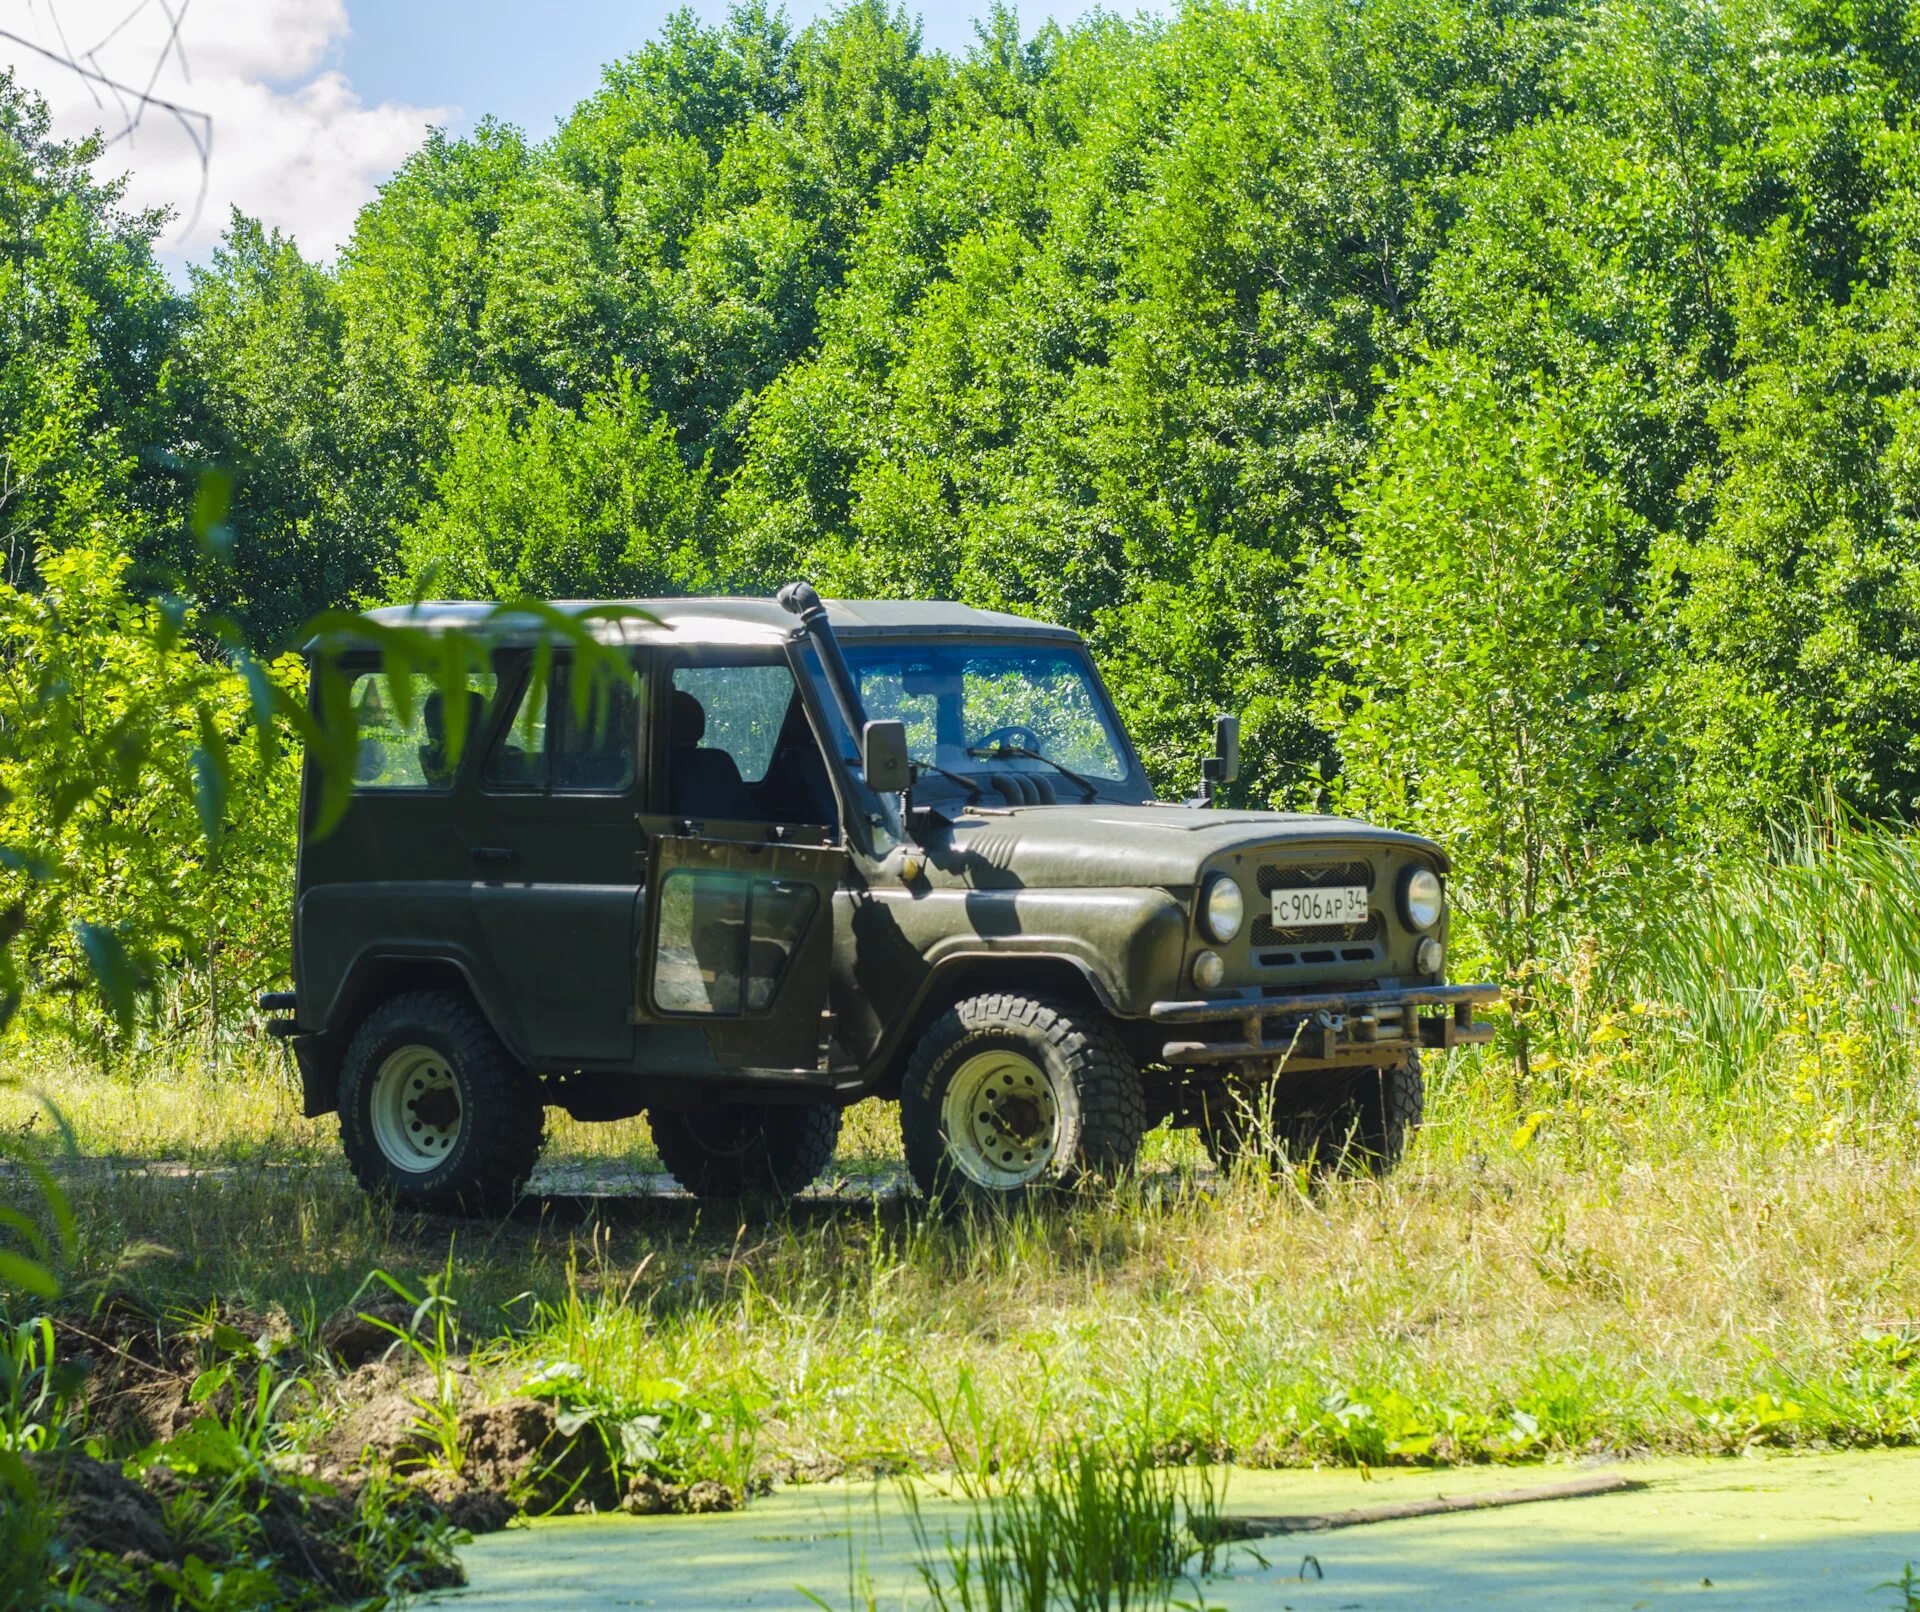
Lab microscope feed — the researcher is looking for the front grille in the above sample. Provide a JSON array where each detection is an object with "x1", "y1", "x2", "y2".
[{"x1": 1256, "y1": 859, "x2": 1374, "y2": 894}]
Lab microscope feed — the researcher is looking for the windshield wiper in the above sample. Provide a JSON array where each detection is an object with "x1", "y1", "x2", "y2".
[
  {"x1": 965, "y1": 745, "x2": 1100, "y2": 802},
  {"x1": 916, "y1": 759, "x2": 985, "y2": 803}
]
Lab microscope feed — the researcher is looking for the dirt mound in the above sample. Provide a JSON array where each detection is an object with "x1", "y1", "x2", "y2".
[
  {"x1": 326, "y1": 1384, "x2": 740, "y2": 1523},
  {"x1": 51, "y1": 1300, "x2": 297, "y2": 1445},
  {"x1": 27, "y1": 1449, "x2": 463, "y2": 1602},
  {"x1": 619, "y1": 1474, "x2": 740, "y2": 1515},
  {"x1": 26, "y1": 1451, "x2": 173, "y2": 1569},
  {"x1": 318, "y1": 1298, "x2": 417, "y2": 1366}
]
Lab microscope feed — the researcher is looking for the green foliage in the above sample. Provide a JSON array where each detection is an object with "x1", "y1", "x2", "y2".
[
  {"x1": 12, "y1": 0, "x2": 1920, "y2": 1050},
  {"x1": 0, "y1": 539, "x2": 303, "y2": 1059},
  {"x1": 398, "y1": 370, "x2": 713, "y2": 599},
  {"x1": 897, "y1": 1438, "x2": 1226, "y2": 1612},
  {"x1": 1314, "y1": 359, "x2": 1670, "y2": 1044},
  {"x1": 0, "y1": 71, "x2": 179, "y2": 590}
]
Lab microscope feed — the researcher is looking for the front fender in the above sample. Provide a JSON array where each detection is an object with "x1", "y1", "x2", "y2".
[
  {"x1": 831, "y1": 885, "x2": 1189, "y2": 1083},
  {"x1": 907, "y1": 887, "x2": 1189, "y2": 1013}
]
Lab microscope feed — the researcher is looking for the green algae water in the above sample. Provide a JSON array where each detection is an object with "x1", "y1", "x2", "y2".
[{"x1": 426, "y1": 1452, "x2": 1920, "y2": 1610}]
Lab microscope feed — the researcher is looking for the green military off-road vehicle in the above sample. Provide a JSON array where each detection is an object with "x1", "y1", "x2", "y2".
[{"x1": 262, "y1": 583, "x2": 1496, "y2": 1211}]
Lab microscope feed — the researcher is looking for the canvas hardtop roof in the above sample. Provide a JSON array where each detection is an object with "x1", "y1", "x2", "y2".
[{"x1": 323, "y1": 596, "x2": 1080, "y2": 651}]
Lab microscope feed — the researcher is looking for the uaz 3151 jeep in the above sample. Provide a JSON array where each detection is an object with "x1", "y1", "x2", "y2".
[{"x1": 262, "y1": 584, "x2": 1497, "y2": 1211}]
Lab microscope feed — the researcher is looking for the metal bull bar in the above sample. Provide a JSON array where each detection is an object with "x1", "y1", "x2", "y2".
[{"x1": 1149, "y1": 983, "x2": 1501, "y2": 1067}]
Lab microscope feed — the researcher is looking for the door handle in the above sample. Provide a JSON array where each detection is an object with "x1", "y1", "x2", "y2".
[{"x1": 470, "y1": 846, "x2": 518, "y2": 866}]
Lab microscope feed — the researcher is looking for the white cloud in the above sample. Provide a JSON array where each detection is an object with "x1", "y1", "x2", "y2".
[{"x1": 5, "y1": 0, "x2": 447, "y2": 258}]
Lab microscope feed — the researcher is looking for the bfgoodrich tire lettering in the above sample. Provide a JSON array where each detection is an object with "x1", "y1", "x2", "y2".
[
  {"x1": 650, "y1": 1102, "x2": 841, "y2": 1201},
  {"x1": 900, "y1": 993, "x2": 1145, "y2": 1208},
  {"x1": 338, "y1": 990, "x2": 545, "y2": 1215}
]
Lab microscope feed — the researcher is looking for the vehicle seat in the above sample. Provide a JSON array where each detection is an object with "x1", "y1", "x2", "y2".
[
  {"x1": 419, "y1": 689, "x2": 485, "y2": 786},
  {"x1": 756, "y1": 699, "x2": 836, "y2": 825},
  {"x1": 670, "y1": 690, "x2": 759, "y2": 821}
]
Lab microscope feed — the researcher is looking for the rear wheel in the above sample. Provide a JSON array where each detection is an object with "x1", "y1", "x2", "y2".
[
  {"x1": 338, "y1": 990, "x2": 545, "y2": 1215},
  {"x1": 1201, "y1": 1055, "x2": 1423, "y2": 1178},
  {"x1": 901, "y1": 994, "x2": 1145, "y2": 1208},
  {"x1": 649, "y1": 1102, "x2": 841, "y2": 1201}
]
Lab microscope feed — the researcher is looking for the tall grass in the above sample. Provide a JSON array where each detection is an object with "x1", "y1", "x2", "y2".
[
  {"x1": 1624, "y1": 817, "x2": 1920, "y2": 1100},
  {"x1": 899, "y1": 1440, "x2": 1226, "y2": 1612},
  {"x1": 1435, "y1": 816, "x2": 1920, "y2": 1163}
]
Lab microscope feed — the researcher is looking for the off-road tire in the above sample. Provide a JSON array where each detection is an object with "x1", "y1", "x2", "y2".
[
  {"x1": 1201, "y1": 1054, "x2": 1423, "y2": 1179},
  {"x1": 901, "y1": 993, "x2": 1146, "y2": 1209},
  {"x1": 338, "y1": 990, "x2": 545, "y2": 1215},
  {"x1": 649, "y1": 1102, "x2": 842, "y2": 1201}
]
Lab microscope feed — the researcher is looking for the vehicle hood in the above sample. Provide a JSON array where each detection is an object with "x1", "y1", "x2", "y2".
[{"x1": 922, "y1": 803, "x2": 1445, "y2": 889}]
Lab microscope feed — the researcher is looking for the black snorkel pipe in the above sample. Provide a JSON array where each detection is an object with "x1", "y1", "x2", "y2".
[{"x1": 777, "y1": 580, "x2": 869, "y2": 744}]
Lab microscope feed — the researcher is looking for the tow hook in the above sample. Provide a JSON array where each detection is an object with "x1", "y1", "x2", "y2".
[{"x1": 1310, "y1": 1009, "x2": 1346, "y2": 1060}]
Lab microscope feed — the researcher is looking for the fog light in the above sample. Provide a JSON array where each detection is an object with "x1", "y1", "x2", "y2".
[
  {"x1": 1416, "y1": 936, "x2": 1444, "y2": 976},
  {"x1": 1193, "y1": 950, "x2": 1226, "y2": 990}
]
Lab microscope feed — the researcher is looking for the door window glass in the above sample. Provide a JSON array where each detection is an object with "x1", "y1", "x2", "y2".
[
  {"x1": 652, "y1": 871, "x2": 819, "y2": 1016},
  {"x1": 351, "y1": 669, "x2": 498, "y2": 790},
  {"x1": 484, "y1": 674, "x2": 549, "y2": 789},
  {"x1": 670, "y1": 664, "x2": 796, "y2": 783},
  {"x1": 484, "y1": 660, "x2": 638, "y2": 793}
]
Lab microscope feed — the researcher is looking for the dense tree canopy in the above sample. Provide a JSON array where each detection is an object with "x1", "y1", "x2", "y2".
[{"x1": 8, "y1": 0, "x2": 1920, "y2": 1005}]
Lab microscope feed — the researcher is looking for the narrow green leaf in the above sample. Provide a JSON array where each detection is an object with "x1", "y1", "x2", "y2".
[
  {"x1": 0, "y1": 1249, "x2": 58, "y2": 1300},
  {"x1": 74, "y1": 922, "x2": 137, "y2": 1033},
  {"x1": 0, "y1": 846, "x2": 54, "y2": 881},
  {"x1": 191, "y1": 468, "x2": 235, "y2": 559},
  {"x1": 191, "y1": 709, "x2": 229, "y2": 853}
]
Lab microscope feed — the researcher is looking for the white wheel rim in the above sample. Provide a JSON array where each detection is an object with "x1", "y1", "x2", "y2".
[
  {"x1": 369, "y1": 1045, "x2": 463, "y2": 1173},
  {"x1": 940, "y1": 1048, "x2": 1061, "y2": 1190}
]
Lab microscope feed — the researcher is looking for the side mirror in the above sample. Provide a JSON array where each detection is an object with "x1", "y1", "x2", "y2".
[
  {"x1": 1198, "y1": 714, "x2": 1240, "y2": 806},
  {"x1": 1211, "y1": 714, "x2": 1241, "y2": 787},
  {"x1": 862, "y1": 719, "x2": 912, "y2": 793}
]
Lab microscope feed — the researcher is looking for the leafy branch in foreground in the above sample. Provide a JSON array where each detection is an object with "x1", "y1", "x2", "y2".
[{"x1": 0, "y1": 538, "x2": 652, "y2": 1061}]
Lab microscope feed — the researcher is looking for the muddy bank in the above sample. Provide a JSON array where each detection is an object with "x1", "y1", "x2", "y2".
[
  {"x1": 27, "y1": 1447, "x2": 462, "y2": 1606},
  {"x1": 25, "y1": 1295, "x2": 749, "y2": 1606}
]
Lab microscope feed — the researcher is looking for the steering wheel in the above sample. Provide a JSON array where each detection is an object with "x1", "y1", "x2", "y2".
[{"x1": 971, "y1": 724, "x2": 1043, "y2": 754}]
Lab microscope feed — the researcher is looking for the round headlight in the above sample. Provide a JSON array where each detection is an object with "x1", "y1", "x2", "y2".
[
  {"x1": 1201, "y1": 874, "x2": 1244, "y2": 942},
  {"x1": 1402, "y1": 867, "x2": 1444, "y2": 931}
]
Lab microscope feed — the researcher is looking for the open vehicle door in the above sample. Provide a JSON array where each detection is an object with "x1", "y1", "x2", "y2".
[{"x1": 635, "y1": 832, "x2": 847, "y2": 1076}]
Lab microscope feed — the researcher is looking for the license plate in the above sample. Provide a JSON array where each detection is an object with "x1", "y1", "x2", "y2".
[{"x1": 1270, "y1": 885, "x2": 1369, "y2": 927}]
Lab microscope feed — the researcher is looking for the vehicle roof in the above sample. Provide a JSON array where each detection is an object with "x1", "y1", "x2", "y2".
[{"x1": 335, "y1": 596, "x2": 1081, "y2": 649}]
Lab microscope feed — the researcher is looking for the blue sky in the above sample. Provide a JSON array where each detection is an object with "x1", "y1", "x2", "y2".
[
  {"x1": 6, "y1": 1, "x2": 1164, "y2": 278},
  {"x1": 335, "y1": 3, "x2": 1130, "y2": 143}
]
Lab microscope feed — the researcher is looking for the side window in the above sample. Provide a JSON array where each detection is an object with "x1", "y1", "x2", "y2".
[
  {"x1": 351, "y1": 669, "x2": 498, "y2": 791},
  {"x1": 670, "y1": 663, "x2": 795, "y2": 783},
  {"x1": 652, "y1": 871, "x2": 819, "y2": 1016},
  {"x1": 483, "y1": 659, "x2": 638, "y2": 794}
]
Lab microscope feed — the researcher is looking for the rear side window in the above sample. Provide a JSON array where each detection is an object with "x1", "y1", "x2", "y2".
[
  {"x1": 350, "y1": 670, "x2": 498, "y2": 791},
  {"x1": 484, "y1": 660, "x2": 639, "y2": 794}
]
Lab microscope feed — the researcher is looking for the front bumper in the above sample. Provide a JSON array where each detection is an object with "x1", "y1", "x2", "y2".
[{"x1": 1148, "y1": 983, "x2": 1500, "y2": 1067}]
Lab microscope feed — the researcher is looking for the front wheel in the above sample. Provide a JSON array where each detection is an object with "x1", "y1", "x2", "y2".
[
  {"x1": 900, "y1": 994, "x2": 1145, "y2": 1208},
  {"x1": 649, "y1": 1103, "x2": 841, "y2": 1201},
  {"x1": 337, "y1": 990, "x2": 546, "y2": 1215},
  {"x1": 1201, "y1": 1055, "x2": 1423, "y2": 1179}
]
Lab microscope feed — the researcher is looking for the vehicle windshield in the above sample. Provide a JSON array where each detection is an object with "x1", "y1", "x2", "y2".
[{"x1": 838, "y1": 640, "x2": 1143, "y2": 805}]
